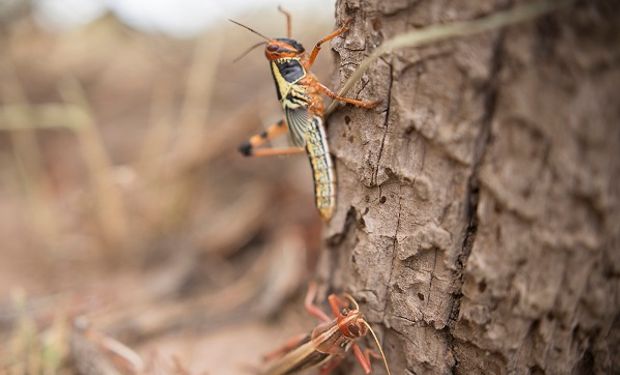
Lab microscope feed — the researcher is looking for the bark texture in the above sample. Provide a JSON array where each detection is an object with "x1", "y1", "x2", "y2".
[{"x1": 319, "y1": 1, "x2": 620, "y2": 374}]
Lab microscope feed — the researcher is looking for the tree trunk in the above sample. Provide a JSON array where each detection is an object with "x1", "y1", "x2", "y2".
[{"x1": 319, "y1": 1, "x2": 620, "y2": 374}]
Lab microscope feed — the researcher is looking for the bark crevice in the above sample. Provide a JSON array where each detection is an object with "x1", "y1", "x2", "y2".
[
  {"x1": 447, "y1": 30, "x2": 506, "y2": 371},
  {"x1": 372, "y1": 59, "x2": 395, "y2": 187}
]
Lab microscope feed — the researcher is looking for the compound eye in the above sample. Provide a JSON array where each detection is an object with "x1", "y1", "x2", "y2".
[
  {"x1": 340, "y1": 308, "x2": 349, "y2": 316},
  {"x1": 348, "y1": 324, "x2": 360, "y2": 336},
  {"x1": 267, "y1": 45, "x2": 279, "y2": 52}
]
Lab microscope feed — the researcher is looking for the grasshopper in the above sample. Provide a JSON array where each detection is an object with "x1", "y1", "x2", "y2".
[
  {"x1": 232, "y1": 7, "x2": 380, "y2": 221},
  {"x1": 260, "y1": 282, "x2": 391, "y2": 375}
]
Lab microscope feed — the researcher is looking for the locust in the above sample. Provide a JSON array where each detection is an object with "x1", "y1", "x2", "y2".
[
  {"x1": 232, "y1": 7, "x2": 380, "y2": 221},
  {"x1": 260, "y1": 282, "x2": 392, "y2": 375}
]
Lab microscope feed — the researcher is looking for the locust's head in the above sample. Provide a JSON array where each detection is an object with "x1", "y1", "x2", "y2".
[
  {"x1": 264, "y1": 38, "x2": 305, "y2": 61},
  {"x1": 330, "y1": 292, "x2": 393, "y2": 375},
  {"x1": 229, "y1": 9, "x2": 306, "y2": 63},
  {"x1": 331, "y1": 294, "x2": 368, "y2": 340},
  {"x1": 337, "y1": 309, "x2": 369, "y2": 340}
]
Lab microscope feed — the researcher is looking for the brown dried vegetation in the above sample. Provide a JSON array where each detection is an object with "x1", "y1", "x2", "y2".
[{"x1": 0, "y1": 11, "x2": 334, "y2": 374}]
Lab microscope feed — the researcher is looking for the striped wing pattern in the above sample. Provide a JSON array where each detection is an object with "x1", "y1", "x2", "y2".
[{"x1": 285, "y1": 107, "x2": 310, "y2": 147}]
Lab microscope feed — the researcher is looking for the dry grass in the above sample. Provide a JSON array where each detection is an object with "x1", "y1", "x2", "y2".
[{"x1": 0, "y1": 10, "x2": 333, "y2": 374}]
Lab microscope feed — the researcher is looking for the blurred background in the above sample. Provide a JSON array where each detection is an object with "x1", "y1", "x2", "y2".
[{"x1": 0, "y1": 0, "x2": 337, "y2": 373}]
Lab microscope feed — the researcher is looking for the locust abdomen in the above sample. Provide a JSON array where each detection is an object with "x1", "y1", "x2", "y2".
[{"x1": 305, "y1": 116, "x2": 335, "y2": 221}]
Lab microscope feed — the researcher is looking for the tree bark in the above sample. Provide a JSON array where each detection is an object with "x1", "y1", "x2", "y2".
[{"x1": 319, "y1": 1, "x2": 620, "y2": 374}]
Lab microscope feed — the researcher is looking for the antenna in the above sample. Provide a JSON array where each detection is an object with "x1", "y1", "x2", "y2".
[
  {"x1": 362, "y1": 321, "x2": 392, "y2": 375},
  {"x1": 277, "y1": 5, "x2": 292, "y2": 38},
  {"x1": 228, "y1": 19, "x2": 270, "y2": 41},
  {"x1": 342, "y1": 293, "x2": 360, "y2": 311},
  {"x1": 233, "y1": 41, "x2": 267, "y2": 62}
]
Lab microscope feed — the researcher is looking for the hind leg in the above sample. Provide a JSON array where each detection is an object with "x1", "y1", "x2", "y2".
[{"x1": 238, "y1": 119, "x2": 304, "y2": 157}]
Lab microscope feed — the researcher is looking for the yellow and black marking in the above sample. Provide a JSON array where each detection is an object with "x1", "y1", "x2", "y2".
[
  {"x1": 305, "y1": 116, "x2": 335, "y2": 221},
  {"x1": 238, "y1": 119, "x2": 287, "y2": 156},
  {"x1": 241, "y1": 52, "x2": 337, "y2": 220},
  {"x1": 233, "y1": 12, "x2": 379, "y2": 221}
]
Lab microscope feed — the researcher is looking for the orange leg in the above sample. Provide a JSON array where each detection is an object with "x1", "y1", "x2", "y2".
[
  {"x1": 238, "y1": 119, "x2": 304, "y2": 157},
  {"x1": 306, "y1": 19, "x2": 352, "y2": 69},
  {"x1": 262, "y1": 333, "x2": 308, "y2": 362},
  {"x1": 305, "y1": 282, "x2": 331, "y2": 322},
  {"x1": 248, "y1": 148, "x2": 305, "y2": 157},
  {"x1": 352, "y1": 343, "x2": 373, "y2": 374},
  {"x1": 317, "y1": 82, "x2": 381, "y2": 109},
  {"x1": 277, "y1": 6, "x2": 292, "y2": 38},
  {"x1": 328, "y1": 294, "x2": 347, "y2": 317}
]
